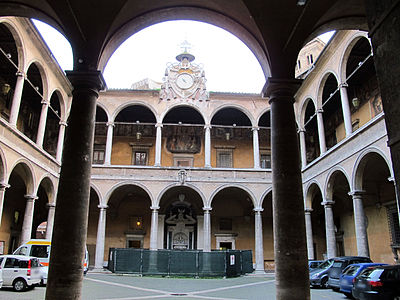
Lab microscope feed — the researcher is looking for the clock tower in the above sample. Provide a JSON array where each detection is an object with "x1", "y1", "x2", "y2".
[{"x1": 160, "y1": 41, "x2": 209, "y2": 101}]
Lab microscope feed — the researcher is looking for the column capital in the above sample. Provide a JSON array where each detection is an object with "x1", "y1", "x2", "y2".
[
  {"x1": 297, "y1": 127, "x2": 306, "y2": 133},
  {"x1": 0, "y1": 182, "x2": 10, "y2": 190},
  {"x1": 204, "y1": 124, "x2": 212, "y2": 129},
  {"x1": 65, "y1": 70, "x2": 106, "y2": 93},
  {"x1": 321, "y1": 199, "x2": 335, "y2": 207},
  {"x1": 16, "y1": 71, "x2": 25, "y2": 78},
  {"x1": 339, "y1": 82, "x2": 348, "y2": 88},
  {"x1": 262, "y1": 77, "x2": 302, "y2": 102},
  {"x1": 24, "y1": 194, "x2": 38, "y2": 201},
  {"x1": 47, "y1": 202, "x2": 56, "y2": 208},
  {"x1": 317, "y1": 108, "x2": 324, "y2": 114},
  {"x1": 41, "y1": 99, "x2": 49, "y2": 105},
  {"x1": 106, "y1": 121, "x2": 114, "y2": 127},
  {"x1": 203, "y1": 207, "x2": 212, "y2": 212},
  {"x1": 98, "y1": 204, "x2": 108, "y2": 210},
  {"x1": 252, "y1": 126, "x2": 260, "y2": 131},
  {"x1": 155, "y1": 123, "x2": 163, "y2": 128},
  {"x1": 253, "y1": 207, "x2": 264, "y2": 212},
  {"x1": 348, "y1": 190, "x2": 366, "y2": 197},
  {"x1": 305, "y1": 208, "x2": 313, "y2": 213},
  {"x1": 59, "y1": 120, "x2": 68, "y2": 127},
  {"x1": 150, "y1": 206, "x2": 160, "y2": 211}
]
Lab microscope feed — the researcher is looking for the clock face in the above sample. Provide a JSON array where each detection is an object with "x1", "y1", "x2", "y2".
[{"x1": 176, "y1": 73, "x2": 194, "y2": 89}]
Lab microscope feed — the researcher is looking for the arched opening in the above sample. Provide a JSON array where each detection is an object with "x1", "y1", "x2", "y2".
[
  {"x1": 261, "y1": 191, "x2": 273, "y2": 271},
  {"x1": 321, "y1": 74, "x2": 342, "y2": 150},
  {"x1": 112, "y1": 105, "x2": 157, "y2": 166},
  {"x1": 33, "y1": 178, "x2": 52, "y2": 238},
  {"x1": 159, "y1": 186, "x2": 203, "y2": 250},
  {"x1": 327, "y1": 171, "x2": 353, "y2": 256},
  {"x1": 303, "y1": 99, "x2": 320, "y2": 163},
  {"x1": 0, "y1": 22, "x2": 19, "y2": 122},
  {"x1": 258, "y1": 111, "x2": 271, "y2": 169},
  {"x1": 17, "y1": 63, "x2": 43, "y2": 142},
  {"x1": 105, "y1": 184, "x2": 152, "y2": 254},
  {"x1": 211, "y1": 187, "x2": 254, "y2": 252},
  {"x1": 162, "y1": 106, "x2": 204, "y2": 168},
  {"x1": 211, "y1": 108, "x2": 252, "y2": 168},
  {"x1": 87, "y1": 187, "x2": 100, "y2": 268},
  {"x1": 308, "y1": 184, "x2": 326, "y2": 260},
  {"x1": 43, "y1": 91, "x2": 62, "y2": 157},
  {"x1": 345, "y1": 37, "x2": 380, "y2": 130},
  {"x1": 355, "y1": 152, "x2": 397, "y2": 263},
  {"x1": 93, "y1": 106, "x2": 108, "y2": 164}
]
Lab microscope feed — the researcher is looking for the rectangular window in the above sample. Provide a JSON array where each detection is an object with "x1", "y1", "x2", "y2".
[
  {"x1": 134, "y1": 151, "x2": 147, "y2": 165},
  {"x1": 93, "y1": 145, "x2": 105, "y2": 164},
  {"x1": 260, "y1": 153, "x2": 271, "y2": 169},
  {"x1": 173, "y1": 155, "x2": 194, "y2": 167},
  {"x1": 217, "y1": 150, "x2": 233, "y2": 168}
]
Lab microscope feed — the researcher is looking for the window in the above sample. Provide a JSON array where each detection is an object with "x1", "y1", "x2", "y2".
[
  {"x1": 387, "y1": 204, "x2": 400, "y2": 245},
  {"x1": 133, "y1": 151, "x2": 147, "y2": 165},
  {"x1": 31, "y1": 245, "x2": 50, "y2": 258},
  {"x1": 260, "y1": 153, "x2": 271, "y2": 169},
  {"x1": 173, "y1": 154, "x2": 193, "y2": 167},
  {"x1": 217, "y1": 150, "x2": 233, "y2": 168},
  {"x1": 93, "y1": 147, "x2": 105, "y2": 164}
]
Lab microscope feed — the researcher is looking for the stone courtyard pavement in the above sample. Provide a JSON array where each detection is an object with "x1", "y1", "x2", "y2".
[{"x1": 0, "y1": 273, "x2": 348, "y2": 300}]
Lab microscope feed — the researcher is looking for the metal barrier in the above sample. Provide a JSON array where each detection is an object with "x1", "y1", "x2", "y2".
[{"x1": 108, "y1": 248, "x2": 253, "y2": 277}]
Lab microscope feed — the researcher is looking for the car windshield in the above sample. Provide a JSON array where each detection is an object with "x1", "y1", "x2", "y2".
[
  {"x1": 317, "y1": 259, "x2": 333, "y2": 269},
  {"x1": 332, "y1": 261, "x2": 344, "y2": 268},
  {"x1": 343, "y1": 265, "x2": 360, "y2": 275}
]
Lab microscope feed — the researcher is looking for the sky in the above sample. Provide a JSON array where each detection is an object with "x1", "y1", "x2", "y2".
[{"x1": 32, "y1": 19, "x2": 334, "y2": 93}]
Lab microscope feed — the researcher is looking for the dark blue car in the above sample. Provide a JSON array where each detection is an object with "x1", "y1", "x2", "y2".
[{"x1": 339, "y1": 263, "x2": 387, "y2": 298}]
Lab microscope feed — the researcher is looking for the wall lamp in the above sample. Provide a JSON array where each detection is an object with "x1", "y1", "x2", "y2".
[
  {"x1": 1, "y1": 83, "x2": 10, "y2": 95},
  {"x1": 352, "y1": 97, "x2": 360, "y2": 109}
]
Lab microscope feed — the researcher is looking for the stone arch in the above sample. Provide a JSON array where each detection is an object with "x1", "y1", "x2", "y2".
[
  {"x1": 0, "y1": 18, "x2": 25, "y2": 71},
  {"x1": 8, "y1": 160, "x2": 35, "y2": 195},
  {"x1": 256, "y1": 107, "x2": 271, "y2": 127},
  {"x1": 98, "y1": 7, "x2": 271, "y2": 79},
  {"x1": 48, "y1": 88, "x2": 67, "y2": 121},
  {"x1": 0, "y1": 146, "x2": 7, "y2": 183},
  {"x1": 25, "y1": 60, "x2": 48, "y2": 98},
  {"x1": 299, "y1": 96, "x2": 317, "y2": 128},
  {"x1": 160, "y1": 103, "x2": 205, "y2": 125},
  {"x1": 316, "y1": 70, "x2": 340, "y2": 108},
  {"x1": 156, "y1": 182, "x2": 206, "y2": 208},
  {"x1": 105, "y1": 181, "x2": 154, "y2": 206},
  {"x1": 90, "y1": 183, "x2": 103, "y2": 206},
  {"x1": 210, "y1": 104, "x2": 254, "y2": 126},
  {"x1": 353, "y1": 148, "x2": 393, "y2": 191},
  {"x1": 324, "y1": 166, "x2": 351, "y2": 201},
  {"x1": 112, "y1": 100, "x2": 157, "y2": 123},
  {"x1": 35, "y1": 175, "x2": 55, "y2": 203},
  {"x1": 95, "y1": 102, "x2": 111, "y2": 123},
  {"x1": 260, "y1": 187, "x2": 272, "y2": 208},
  {"x1": 304, "y1": 180, "x2": 323, "y2": 209},
  {"x1": 209, "y1": 184, "x2": 256, "y2": 209}
]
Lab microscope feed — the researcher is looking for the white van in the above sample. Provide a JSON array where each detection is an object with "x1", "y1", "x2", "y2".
[{"x1": 13, "y1": 239, "x2": 89, "y2": 284}]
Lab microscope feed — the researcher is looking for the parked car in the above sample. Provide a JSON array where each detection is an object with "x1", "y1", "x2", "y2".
[
  {"x1": 0, "y1": 254, "x2": 41, "y2": 291},
  {"x1": 309, "y1": 260, "x2": 323, "y2": 270},
  {"x1": 327, "y1": 256, "x2": 372, "y2": 291},
  {"x1": 339, "y1": 263, "x2": 387, "y2": 298},
  {"x1": 352, "y1": 265, "x2": 400, "y2": 300},
  {"x1": 309, "y1": 258, "x2": 334, "y2": 288}
]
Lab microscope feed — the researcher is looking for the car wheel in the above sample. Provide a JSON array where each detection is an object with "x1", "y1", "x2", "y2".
[
  {"x1": 344, "y1": 292, "x2": 353, "y2": 299},
  {"x1": 13, "y1": 278, "x2": 27, "y2": 292},
  {"x1": 321, "y1": 277, "x2": 329, "y2": 289}
]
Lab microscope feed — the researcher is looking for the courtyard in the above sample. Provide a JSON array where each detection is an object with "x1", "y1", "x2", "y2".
[{"x1": 0, "y1": 273, "x2": 348, "y2": 300}]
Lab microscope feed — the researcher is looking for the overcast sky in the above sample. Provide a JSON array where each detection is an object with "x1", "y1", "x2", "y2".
[{"x1": 32, "y1": 20, "x2": 333, "y2": 93}]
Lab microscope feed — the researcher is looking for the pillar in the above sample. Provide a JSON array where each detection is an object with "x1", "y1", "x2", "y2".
[
  {"x1": 104, "y1": 122, "x2": 114, "y2": 165},
  {"x1": 154, "y1": 123, "x2": 162, "y2": 166},
  {"x1": 364, "y1": 0, "x2": 400, "y2": 228},
  {"x1": 339, "y1": 83, "x2": 352, "y2": 137},
  {"x1": 298, "y1": 128, "x2": 307, "y2": 168},
  {"x1": 264, "y1": 78, "x2": 309, "y2": 300},
  {"x1": 9, "y1": 71, "x2": 24, "y2": 126},
  {"x1": 21, "y1": 194, "x2": 37, "y2": 244},
  {"x1": 45, "y1": 71, "x2": 105, "y2": 300},
  {"x1": 0, "y1": 182, "x2": 10, "y2": 227},
  {"x1": 45, "y1": 203, "x2": 56, "y2": 240},
  {"x1": 322, "y1": 199, "x2": 337, "y2": 258},
  {"x1": 204, "y1": 124, "x2": 211, "y2": 168},
  {"x1": 36, "y1": 99, "x2": 49, "y2": 147},
  {"x1": 149, "y1": 206, "x2": 159, "y2": 250},
  {"x1": 316, "y1": 108, "x2": 327, "y2": 154},
  {"x1": 349, "y1": 190, "x2": 369, "y2": 257},
  {"x1": 304, "y1": 208, "x2": 314, "y2": 260},
  {"x1": 252, "y1": 127, "x2": 260, "y2": 169},
  {"x1": 203, "y1": 207, "x2": 212, "y2": 252},
  {"x1": 254, "y1": 208, "x2": 264, "y2": 273},
  {"x1": 157, "y1": 214, "x2": 165, "y2": 249},
  {"x1": 94, "y1": 205, "x2": 108, "y2": 269},
  {"x1": 56, "y1": 121, "x2": 67, "y2": 162}
]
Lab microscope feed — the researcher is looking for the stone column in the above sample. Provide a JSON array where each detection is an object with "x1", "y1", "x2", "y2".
[
  {"x1": 56, "y1": 121, "x2": 67, "y2": 162},
  {"x1": 95, "y1": 205, "x2": 108, "y2": 269},
  {"x1": 154, "y1": 123, "x2": 162, "y2": 166},
  {"x1": 9, "y1": 71, "x2": 24, "y2": 126},
  {"x1": 252, "y1": 127, "x2": 260, "y2": 169},
  {"x1": 305, "y1": 208, "x2": 314, "y2": 260},
  {"x1": 157, "y1": 214, "x2": 165, "y2": 249},
  {"x1": 349, "y1": 190, "x2": 369, "y2": 257},
  {"x1": 316, "y1": 108, "x2": 327, "y2": 154},
  {"x1": 104, "y1": 122, "x2": 114, "y2": 165},
  {"x1": 45, "y1": 203, "x2": 56, "y2": 240},
  {"x1": 364, "y1": 0, "x2": 400, "y2": 229},
  {"x1": 204, "y1": 124, "x2": 211, "y2": 168},
  {"x1": 149, "y1": 206, "x2": 159, "y2": 250},
  {"x1": 0, "y1": 182, "x2": 10, "y2": 227},
  {"x1": 298, "y1": 128, "x2": 307, "y2": 168},
  {"x1": 21, "y1": 194, "x2": 37, "y2": 244},
  {"x1": 203, "y1": 207, "x2": 212, "y2": 252},
  {"x1": 264, "y1": 78, "x2": 309, "y2": 300},
  {"x1": 254, "y1": 208, "x2": 264, "y2": 273},
  {"x1": 36, "y1": 99, "x2": 49, "y2": 147},
  {"x1": 45, "y1": 71, "x2": 105, "y2": 300},
  {"x1": 339, "y1": 83, "x2": 352, "y2": 137},
  {"x1": 322, "y1": 199, "x2": 337, "y2": 258}
]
